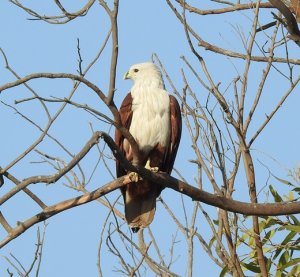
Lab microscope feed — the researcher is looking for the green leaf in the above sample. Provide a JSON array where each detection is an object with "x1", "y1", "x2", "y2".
[
  {"x1": 213, "y1": 219, "x2": 219, "y2": 226},
  {"x1": 286, "y1": 264, "x2": 300, "y2": 277},
  {"x1": 272, "y1": 174, "x2": 294, "y2": 186},
  {"x1": 277, "y1": 251, "x2": 290, "y2": 274},
  {"x1": 266, "y1": 258, "x2": 272, "y2": 272},
  {"x1": 248, "y1": 235, "x2": 255, "y2": 248},
  {"x1": 262, "y1": 229, "x2": 276, "y2": 245},
  {"x1": 241, "y1": 262, "x2": 261, "y2": 273},
  {"x1": 273, "y1": 231, "x2": 297, "y2": 260},
  {"x1": 264, "y1": 217, "x2": 280, "y2": 229},
  {"x1": 281, "y1": 258, "x2": 300, "y2": 271},
  {"x1": 281, "y1": 231, "x2": 297, "y2": 245},
  {"x1": 284, "y1": 191, "x2": 294, "y2": 201},
  {"x1": 269, "y1": 185, "x2": 283, "y2": 202},
  {"x1": 219, "y1": 265, "x2": 229, "y2": 277},
  {"x1": 292, "y1": 187, "x2": 300, "y2": 193},
  {"x1": 289, "y1": 215, "x2": 300, "y2": 225},
  {"x1": 282, "y1": 225, "x2": 300, "y2": 233},
  {"x1": 208, "y1": 236, "x2": 216, "y2": 249}
]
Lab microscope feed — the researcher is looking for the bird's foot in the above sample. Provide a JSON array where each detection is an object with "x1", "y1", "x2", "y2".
[
  {"x1": 145, "y1": 160, "x2": 159, "y2": 173},
  {"x1": 128, "y1": 172, "x2": 141, "y2": 182},
  {"x1": 127, "y1": 161, "x2": 159, "y2": 183}
]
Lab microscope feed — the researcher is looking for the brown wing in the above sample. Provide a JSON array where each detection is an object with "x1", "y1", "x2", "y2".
[
  {"x1": 115, "y1": 93, "x2": 133, "y2": 178},
  {"x1": 162, "y1": 95, "x2": 182, "y2": 174}
]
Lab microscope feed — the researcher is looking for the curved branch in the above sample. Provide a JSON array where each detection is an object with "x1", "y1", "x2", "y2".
[
  {"x1": 176, "y1": 0, "x2": 272, "y2": 15},
  {"x1": 0, "y1": 131, "x2": 104, "y2": 205},
  {"x1": 0, "y1": 72, "x2": 140, "y2": 161},
  {"x1": 269, "y1": 0, "x2": 300, "y2": 46},
  {"x1": 2, "y1": 131, "x2": 300, "y2": 249},
  {"x1": 156, "y1": 172, "x2": 300, "y2": 216},
  {"x1": 10, "y1": 0, "x2": 96, "y2": 24},
  {"x1": 0, "y1": 73, "x2": 107, "y2": 106},
  {"x1": 104, "y1": 134, "x2": 300, "y2": 217},
  {"x1": 3, "y1": 162, "x2": 300, "y2": 248},
  {"x1": 166, "y1": 0, "x2": 300, "y2": 64}
]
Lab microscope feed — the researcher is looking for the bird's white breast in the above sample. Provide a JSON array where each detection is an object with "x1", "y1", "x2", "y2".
[{"x1": 130, "y1": 85, "x2": 170, "y2": 155}]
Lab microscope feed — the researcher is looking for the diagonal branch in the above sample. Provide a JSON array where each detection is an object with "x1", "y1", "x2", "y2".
[
  {"x1": 0, "y1": 72, "x2": 140, "y2": 163},
  {"x1": 0, "y1": 176, "x2": 126, "y2": 248},
  {"x1": 176, "y1": 0, "x2": 273, "y2": 15},
  {"x1": 2, "y1": 130, "x2": 300, "y2": 249},
  {"x1": 166, "y1": 0, "x2": 300, "y2": 64},
  {"x1": 269, "y1": 0, "x2": 300, "y2": 46},
  {"x1": 0, "y1": 131, "x2": 107, "y2": 205}
]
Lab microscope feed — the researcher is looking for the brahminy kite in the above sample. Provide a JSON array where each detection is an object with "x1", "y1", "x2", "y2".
[{"x1": 115, "y1": 62, "x2": 182, "y2": 232}]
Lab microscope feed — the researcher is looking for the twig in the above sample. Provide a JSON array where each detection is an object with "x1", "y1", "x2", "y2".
[
  {"x1": 0, "y1": 72, "x2": 140, "y2": 164},
  {"x1": 138, "y1": 230, "x2": 180, "y2": 277},
  {"x1": 0, "y1": 212, "x2": 12, "y2": 233},
  {"x1": 76, "y1": 38, "x2": 83, "y2": 75},
  {"x1": 249, "y1": 75, "x2": 300, "y2": 146},
  {"x1": 1, "y1": 168, "x2": 47, "y2": 209},
  {"x1": 165, "y1": 0, "x2": 300, "y2": 64},
  {"x1": 0, "y1": 132, "x2": 124, "y2": 205},
  {"x1": 104, "y1": 0, "x2": 119, "y2": 105},
  {"x1": 9, "y1": 0, "x2": 96, "y2": 24}
]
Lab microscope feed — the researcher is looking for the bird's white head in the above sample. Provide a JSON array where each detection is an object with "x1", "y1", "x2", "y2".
[{"x1": 123, "y1": 62, "x2": 164, "y2": 89}]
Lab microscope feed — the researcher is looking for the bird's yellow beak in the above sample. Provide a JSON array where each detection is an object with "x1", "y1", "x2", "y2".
[{"x1": 123, "y1": 71, "x2": 130, "y2": 80}]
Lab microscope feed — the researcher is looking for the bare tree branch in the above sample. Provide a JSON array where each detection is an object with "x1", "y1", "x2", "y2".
[
  {"x1": 0, "y1": 176, "x2": 126, "y2": 248},
  {"x1": 0, "y1": 72, "x2": 141, "y2": 164},
  {"x1": 176, "y1": 0, "x2": 273, "y2": 15},
  {"x1": 269, "y1": 0, "x2": 300, "y2": 46}
]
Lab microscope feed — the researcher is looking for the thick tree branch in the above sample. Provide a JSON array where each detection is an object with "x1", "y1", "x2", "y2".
[
  {"x1": 0, "y1": 176, "x2": 126, "y2": 248},
  {"x1": 2, "y1": 130, "x2": 300, "y2": 250},
  {"x1": 2, "y1": 162, "x2": 300, "y2": 248},
  {"x1": 153, "y1": 172, "x2": 300, "y2": 216}
]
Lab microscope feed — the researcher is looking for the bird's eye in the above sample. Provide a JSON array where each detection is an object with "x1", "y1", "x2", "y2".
[{"x1": 133, "y1": 68, "x2": 139, "y2": 73}]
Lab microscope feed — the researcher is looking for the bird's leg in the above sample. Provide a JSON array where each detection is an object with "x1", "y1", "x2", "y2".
[
  {"x1": 145, "y1": 160, "x2": 159, "y2": 173},
  {"x1": 128, "y1": 160, "x2": 159, "y2": 183}
]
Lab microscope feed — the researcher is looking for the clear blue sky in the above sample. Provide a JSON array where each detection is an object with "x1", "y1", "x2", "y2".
[{"x1": 0, "y1": 1, "x2": 299, "y2": 276}]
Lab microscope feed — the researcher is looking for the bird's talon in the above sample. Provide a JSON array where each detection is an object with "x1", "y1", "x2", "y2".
[
  {"x1": 149, "y1": 166, "x2": 159, "y2": 173},
  {"x1": 129, "y1": 172, "x2": 141, "y2": 182},
  {"x1": 145, "y1": 160, "x2": 159, "y2": 173}
]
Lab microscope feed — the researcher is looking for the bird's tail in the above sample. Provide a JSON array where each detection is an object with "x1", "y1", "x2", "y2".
[{"x1": 124, "y1": 180, "x2": 158, "y2": 232}]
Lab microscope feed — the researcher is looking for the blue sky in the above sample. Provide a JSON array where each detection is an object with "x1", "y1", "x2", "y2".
[{"x1": 0, "y1": 1, "x2": 300, "y2": 276}]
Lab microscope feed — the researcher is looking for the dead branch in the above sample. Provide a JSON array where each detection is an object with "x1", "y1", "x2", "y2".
[
  {"x1": 138, "y1": 230, "x2": 180, "y2": 277},
  {"x1": 166, "y1": 0, "x2": 300, "y2": 64},
  {"x1": 176, "y1": 0, "x2": 273, "y2": 15},
  {"x1": 9, "y1": 0, "x2": 96, "y2": 24},
  {"x1": 269, "y1": 0, "x2": 300, "y2": 46},
  {"x1": 1, "y1": 129, "x2": 300, "y2": 252},
  {"x1": 0, "y1": 176, "x2": 126, "y2": 248},
  {"x1": 1, "y1": 167, "x2": 46, "y2": 209},
  {"x1": 0, "y1": 72, "x2": 140, "y2": 164}
]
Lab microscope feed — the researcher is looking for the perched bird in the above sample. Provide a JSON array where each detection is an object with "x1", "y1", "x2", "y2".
[{"x1": 115, "y1": 62, "x2": 182, "y2": 232}]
